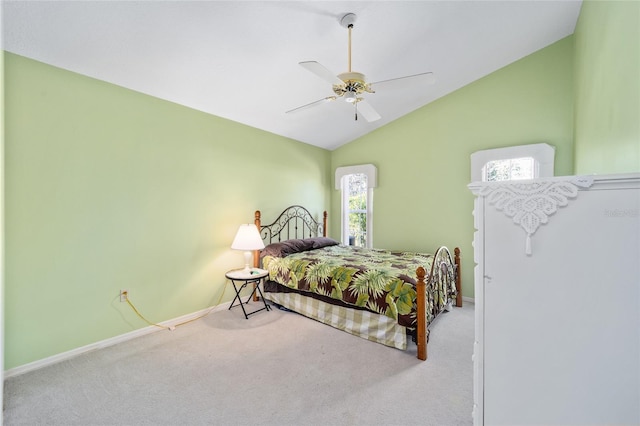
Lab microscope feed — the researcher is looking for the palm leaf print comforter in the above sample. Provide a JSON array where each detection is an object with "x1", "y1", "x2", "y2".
[{"x1": 262, "y1": 242, "x2": 456, "y2": 328}]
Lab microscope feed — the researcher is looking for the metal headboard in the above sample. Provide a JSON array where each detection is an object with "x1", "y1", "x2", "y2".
[{"x1": 254, "y1": 205, "x2": 327, "y2": 245}]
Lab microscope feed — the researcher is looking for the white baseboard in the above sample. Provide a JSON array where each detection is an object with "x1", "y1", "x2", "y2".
[
  {"x1": 4, "y1": 302, "x2": 231, "y2": 379},
  {"x1": 462, "y1": 296, "x2": 475, "y2": 304}
]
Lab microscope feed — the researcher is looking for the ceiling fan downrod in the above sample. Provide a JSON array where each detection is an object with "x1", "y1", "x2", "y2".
[
  {"x1": 340, "y1": 13, "x2": 357, "y2": 73},
  {"x1": 348, "y1": 22, "x2": 352, "y2": 72}
]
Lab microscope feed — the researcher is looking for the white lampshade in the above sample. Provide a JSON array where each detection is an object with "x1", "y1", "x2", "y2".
[
  {"x1": 231, "y1": 224, "x2": 265, "y2": 273},
  {"x1": 231, "y1": 224, "x2": 265, "y2": 251}
]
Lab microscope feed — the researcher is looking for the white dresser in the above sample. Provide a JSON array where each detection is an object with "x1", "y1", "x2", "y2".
[{"x1": 469, "y1": 173, "x2": 640, "y2": 425}]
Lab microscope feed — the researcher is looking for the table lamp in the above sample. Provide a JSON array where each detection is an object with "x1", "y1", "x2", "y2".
[{"x1": 231, "y1": 224, "x2": 265, "y2": 274}]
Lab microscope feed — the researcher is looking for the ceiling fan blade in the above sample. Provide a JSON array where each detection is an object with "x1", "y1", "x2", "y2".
[
  {"x1": 299, "y1": 61, "x2": 344, "y2": 87},
  {"x1": 356, "y1": 100, "x2": 381, "y2": 122},
  {"x1": 285, "y1": 96, "x2": 337, "y2": 114},
  {"x1": 369, "y1": 71, "x2": 436, "y2": 90}
]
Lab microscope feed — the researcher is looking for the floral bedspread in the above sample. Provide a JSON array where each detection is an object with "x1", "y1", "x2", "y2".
[{"x1": 262, "y1": 245, "x2": 456, "y2": 328}]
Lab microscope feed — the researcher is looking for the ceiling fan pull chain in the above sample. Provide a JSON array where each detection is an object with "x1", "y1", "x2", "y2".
[{"x1": 355, "y1": 102, "x2": 358, "y2": 121}]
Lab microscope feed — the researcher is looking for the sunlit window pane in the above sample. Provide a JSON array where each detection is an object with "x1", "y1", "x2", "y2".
[
  {"x1": 347, "y1": 173, "x2": 367, "y2": 247},
  {"x1": 484, "y1": 157, "x2": 535, "y2": 182}
]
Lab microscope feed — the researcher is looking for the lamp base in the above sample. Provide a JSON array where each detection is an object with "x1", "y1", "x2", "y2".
[{"x1": 242, "y1": 251, "x2": 252, "y2": 274}]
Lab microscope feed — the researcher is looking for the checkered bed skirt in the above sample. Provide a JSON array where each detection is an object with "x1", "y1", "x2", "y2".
[{"x1": 264, "y1": 292, "x2": 408, "y2": 350}]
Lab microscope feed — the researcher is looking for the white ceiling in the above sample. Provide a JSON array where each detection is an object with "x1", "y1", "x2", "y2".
[{"x1": 3, "y1": 1, "x2": 582, "y2": 150}]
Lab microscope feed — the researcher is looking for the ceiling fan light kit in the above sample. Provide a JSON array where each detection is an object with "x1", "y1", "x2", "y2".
[
  {"x1": 287, "y1": 12, "x2": 435, "y2": 123},
  {"x1": 344, "y1": 90, "x2": 357, "y2": 103}
]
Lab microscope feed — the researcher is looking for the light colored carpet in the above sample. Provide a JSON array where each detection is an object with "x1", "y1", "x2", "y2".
[{"x1": 4, "y1": 301, "x2": 474, "y2": 426}]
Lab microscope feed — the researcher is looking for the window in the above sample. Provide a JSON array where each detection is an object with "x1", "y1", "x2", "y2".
[
  {"x1": 484, "y1": 157, "x2": 535, "y2": 181},
  {"x1": 335, "y1": 164, "x2": 376, "y2": 248},
  {"x1": 471, "y1": 143, "x2": 555, "y2": 182},
  {"x1": 344, "y1": 173, "x2": 367, "y2": 247}
]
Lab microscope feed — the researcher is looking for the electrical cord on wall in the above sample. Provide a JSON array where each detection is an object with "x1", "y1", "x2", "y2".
[{"x1": 122, "y1": 281, "x2": 230, "y2": 331}]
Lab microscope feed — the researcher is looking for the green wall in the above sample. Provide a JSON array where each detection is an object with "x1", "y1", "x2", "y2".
[
  {"x1": 4, "y1": 52, "x2": 330, "y2": 370},
  {"x1": 573, "y1": 0, "x2": 640, "y2": 174},
  {"x1": 331, "y1": 37, "x2": 576, "y2": 299}
]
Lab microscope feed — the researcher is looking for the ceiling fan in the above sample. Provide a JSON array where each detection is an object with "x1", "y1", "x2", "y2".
[{"x1": 286, "y1": 13, "x2": 436, "y2": 122}]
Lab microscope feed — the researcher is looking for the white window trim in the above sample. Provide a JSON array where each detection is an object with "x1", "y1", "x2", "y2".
[
  {"x1": 335, "y1": 164, "x2": 377, "y2": 248},
  {"x1": 335, "y1": 164, "x2": 377, "y2": 189},
  {"x1": 470, "y1": 143, "x2": 555, "y2": 182}
]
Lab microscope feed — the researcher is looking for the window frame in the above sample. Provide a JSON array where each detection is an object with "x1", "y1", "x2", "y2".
[
  {"x1": 335, "y1": 164, "x2": 377, "y2": 248},
  {"x1": 470, "y1": 143, "x2": 555, "y2": 182}
]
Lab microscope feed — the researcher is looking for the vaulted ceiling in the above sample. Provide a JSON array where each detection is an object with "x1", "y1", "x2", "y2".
[{"x1": 3, "y1": 1, "x2": 582, "y2": 150}]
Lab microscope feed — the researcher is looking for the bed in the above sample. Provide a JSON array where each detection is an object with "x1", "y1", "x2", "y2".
[{"x1": 251, "y1": 205, "x2": 462, "y2": 361}]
